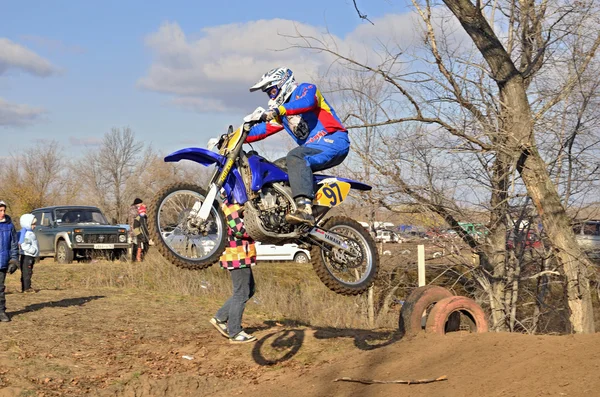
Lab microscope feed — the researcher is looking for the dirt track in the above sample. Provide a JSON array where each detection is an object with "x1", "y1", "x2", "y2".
[{"x1": 0, "y1": 262, "x2": 598, "y2": 397}]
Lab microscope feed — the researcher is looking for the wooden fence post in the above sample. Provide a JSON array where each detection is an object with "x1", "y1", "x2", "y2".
[{"x1": 418, "y1": 244, "x2": 426, "y2": 287}]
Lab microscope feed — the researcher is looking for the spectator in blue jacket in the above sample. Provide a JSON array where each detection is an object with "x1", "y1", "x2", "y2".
[
  {"x1": 0, "y1": 201, "x2": 19, "y2": 322},
  {"x1": 19, "y1": 213, "x2": 39, "y2": 293},
  {"x1": 247, "y1": 67, "x2": 350, "y2": 225}
]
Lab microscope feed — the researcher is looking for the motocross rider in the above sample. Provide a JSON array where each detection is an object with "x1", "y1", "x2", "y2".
[{"x1": 246, "y1": 67, "x2": 350, "y2": 224}]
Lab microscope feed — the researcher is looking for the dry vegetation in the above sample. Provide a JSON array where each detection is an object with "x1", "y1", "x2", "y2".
[{"x1": 61, "y1": 252, "x2": 399, "y2": 330}]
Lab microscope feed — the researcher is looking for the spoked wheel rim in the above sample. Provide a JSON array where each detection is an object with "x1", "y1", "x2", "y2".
[
  {"x1": 157, "y1": 189, "x2": 224, "y2": 263},
  {"x1": 320, "y1": 225, "x2": 374, "y2": 286}
]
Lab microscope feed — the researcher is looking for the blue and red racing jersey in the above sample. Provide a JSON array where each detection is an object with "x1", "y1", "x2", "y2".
[{"x1": 245, "y1": 83, "x2": 347, "y2": 146}]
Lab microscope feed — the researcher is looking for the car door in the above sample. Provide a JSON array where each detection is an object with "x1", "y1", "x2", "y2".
[
  {"x1": 35, "y1": 210, "x2": 56, "y2": 255},
  {"x1": 275, "y1": 244, "x2": 296, "y2": 261},
  {"x1": 255, "y1": 243, "x2": 275, "y2": 261}
]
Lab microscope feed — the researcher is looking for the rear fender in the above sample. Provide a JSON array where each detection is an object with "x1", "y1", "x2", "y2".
[{"x1": 314, "y1": 175, "x2": 372, "y2": 191}]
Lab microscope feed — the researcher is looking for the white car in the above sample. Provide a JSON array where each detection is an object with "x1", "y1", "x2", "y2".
[
  {"x1": 255, "y1": 243, "x2": 311, "y2": 263},
  {"x1": 160, "y1": 232, "x2": 311, "y2": 263},
  {"x1": 375, "y1": 229, "x2": 402, "y2": 243}
]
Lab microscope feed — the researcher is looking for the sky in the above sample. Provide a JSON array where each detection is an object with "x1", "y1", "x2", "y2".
[{"x1": 1, "y1": 0, "x2": 428, "y2": 157}]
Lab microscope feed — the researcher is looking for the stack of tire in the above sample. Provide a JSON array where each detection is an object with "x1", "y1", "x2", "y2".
[{"x1": 398, "y1": 285, "x2": 488, "y2": 336}]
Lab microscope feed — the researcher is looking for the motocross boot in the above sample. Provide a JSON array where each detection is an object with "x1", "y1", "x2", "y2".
[{"x1": 286, "y1": 197, "x2": 315, "y2": 225}]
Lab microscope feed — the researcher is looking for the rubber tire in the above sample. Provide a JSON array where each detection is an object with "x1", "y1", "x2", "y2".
[
  {"x1": 426, "y1": 296, "x2": 489, "y2": 334},
  {"x1": 311, "y1": 216, "x2": 379, "y2": 296},
  {"x1": 148, "y1": 183, "x2": 227, "y2": 270},
  {"x1": 398, "y1": 285, "x2": 460, "y2": 337},
  {"x1": 111, "y1": 249, "x2": 128, "y2": 262},
  {"x1": 293, "y1": 252, "x2": 310, "y2": 264},
  {"x1": 56, "y1": 240, "x2": 73, "y2": 264}
]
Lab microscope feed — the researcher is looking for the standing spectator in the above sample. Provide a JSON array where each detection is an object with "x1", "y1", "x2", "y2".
[
  {"x1": 0, "y1": 201, "x2": 19, "y2": 322},
  {"x1": 209, "y1": 201, "x2": 257, "y2": 344},
  {"x1": 128, "y1": 198, "x2": 143, "y2": 262},
  {"x1": 18, "y1": 214, "x2": 39, "y2": 293},
  {"x1": 133, "y1": 204, "x2": 150, "y2": 262}
]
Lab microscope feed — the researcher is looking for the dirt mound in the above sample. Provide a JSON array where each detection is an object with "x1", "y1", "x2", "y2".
[
  {"x1": 235, "y1": 331, "x2": 600, "y2": 397},
  {"x1": 1, "y1": 261, "x2": 598, "y2": 397}
]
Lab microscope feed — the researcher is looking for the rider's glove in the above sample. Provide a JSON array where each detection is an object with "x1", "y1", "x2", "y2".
[
  {"x1": 7, "y1": 259, "x2": 18, "y2": 274},
  {"x1": 261, "y1": 108, "x2": 279, "y2": 122}
]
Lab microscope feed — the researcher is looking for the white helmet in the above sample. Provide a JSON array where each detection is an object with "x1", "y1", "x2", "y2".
[{"x1": 249, "y1": 67, "x2": 297, "y2": 108}]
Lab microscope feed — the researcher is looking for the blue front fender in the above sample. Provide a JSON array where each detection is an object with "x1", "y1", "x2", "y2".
[
  {"x1": 164, "y1": 147, "x2": 248, "y2": 204},
  {"x1": 165, "y1": 147, "x2": 226, "y2": 166}
]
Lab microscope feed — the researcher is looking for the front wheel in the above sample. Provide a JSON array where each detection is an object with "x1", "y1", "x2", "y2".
[
  {"x1": 311, "y1": 216, "x2": 379, "y2": 295},
  {"x1": 148, "y1": 183, "x2": 227, "y2": 270},
  {"x1": 56, "y1": 240, "x2": 73, "y2": 264}
]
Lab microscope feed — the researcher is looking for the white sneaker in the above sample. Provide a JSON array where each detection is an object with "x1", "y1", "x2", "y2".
[
  {"x1": 229, "y1": 330, "x2": 257, "y2": 344},
  {"x1": 209, "y1": 317, "x2": 229, "y2": 338}
]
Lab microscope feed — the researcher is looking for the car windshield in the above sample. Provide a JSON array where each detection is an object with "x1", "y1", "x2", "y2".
[
  {"x1": 573, "y1": 221, "x2": 600, "y2": 236},
  {"x1": 583, "y1": 222, "x2": 600, "y2": 236},
  {"x1": 55, "y1": 209, "x2": 108, "y2": 225}
]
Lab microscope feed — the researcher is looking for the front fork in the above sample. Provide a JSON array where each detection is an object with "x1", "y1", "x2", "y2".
[{"x1": 188, "y1": 156, "x2": 236, "y2": 224}]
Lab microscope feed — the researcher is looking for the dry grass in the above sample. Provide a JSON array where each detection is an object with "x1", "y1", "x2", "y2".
[{"x1": 75, "y1": 251, "x2": 399, "y2": 330}]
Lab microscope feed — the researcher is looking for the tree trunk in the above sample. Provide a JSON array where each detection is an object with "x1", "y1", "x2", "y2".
[
  {"x1": 517, "y1": 146, "x2": 595, "y2": 333},
  {"x1": 442, "y1": 0, "x2": 595, "y2": 333}
]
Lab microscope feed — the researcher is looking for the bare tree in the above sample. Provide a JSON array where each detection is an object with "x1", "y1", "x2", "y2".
[
  {"x1": 291, "y1": 0, "x2": 600, "y2": 332},
  {"x1": 0, "y1": 141, "x2": 71, "y2": 214},
  {"x1": 75, "y1": 128, "x2": 143, "y2": 223}
]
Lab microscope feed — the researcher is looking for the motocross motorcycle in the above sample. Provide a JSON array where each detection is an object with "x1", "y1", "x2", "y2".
[{"x1": 148, "y1": 107, "x2": 378, "y2": 295}]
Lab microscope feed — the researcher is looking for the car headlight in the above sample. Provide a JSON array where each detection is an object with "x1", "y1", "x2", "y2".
[
  {"x1": 119, "y1": 234, "x2": 127, "y2": 243},
  {"x1": 75, "y1": 235, "x2": 84, "y2": 243}
]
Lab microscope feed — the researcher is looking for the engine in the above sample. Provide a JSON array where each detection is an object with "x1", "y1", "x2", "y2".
[{"x1": 253, "y1": 186, "x2": 295, "y2": 235}]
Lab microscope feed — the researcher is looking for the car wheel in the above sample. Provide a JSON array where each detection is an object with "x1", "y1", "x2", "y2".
[
  {"x1": 56, "y1": 240, "x2": 73, "y2": 264},
  {"x1": 293, "y1": 252, "x2": 310, "y2": 264}
]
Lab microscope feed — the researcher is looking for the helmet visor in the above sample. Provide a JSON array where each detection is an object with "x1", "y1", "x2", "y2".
[{"x1": 264, "y1": 85, "x2": 280, "y2": 100}]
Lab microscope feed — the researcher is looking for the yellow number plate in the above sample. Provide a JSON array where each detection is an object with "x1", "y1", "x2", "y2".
[
  {"x1": 315, "y1": 181, "x2": 350, "y2": 207},
  {"x1": 222, "y1": 127, "x2": 243, "y2": 154}
]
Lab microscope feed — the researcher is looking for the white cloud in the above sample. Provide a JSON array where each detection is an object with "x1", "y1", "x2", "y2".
[
  {"x1": 0, "y1": 97, "x2": 45, "y2": 127},
  {"x1": 68, "y1": 136, "x2": 102, "y2": 147},
  {"x1": 139, "y1": 11, "x2": 470, "y2": 113},
  {"x1": 0, "y1": 38, "x2": 60, "y2": 76},
  {"x1": 20, "y1": 35, "x2": 85, "y2": 55},
  {"x1": 138, "y1": 19, "x2": 327, "y2": 112}
]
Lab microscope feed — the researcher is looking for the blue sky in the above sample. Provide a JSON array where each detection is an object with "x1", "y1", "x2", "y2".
[{"x1": 1, "y1": 1, "x2": 414, "y2": 156}]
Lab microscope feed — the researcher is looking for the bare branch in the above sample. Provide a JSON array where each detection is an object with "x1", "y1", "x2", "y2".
[{"x1": 352, "y1": 0, "x2": 375, "y2": 25}]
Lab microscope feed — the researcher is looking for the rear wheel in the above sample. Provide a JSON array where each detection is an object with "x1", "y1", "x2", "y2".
[
  {"x1": 149, "y1": 183, "x2": 227, "y2": 270},
  {"x1": 311, "y1": 216, "x2": 379, "y2": 295}
]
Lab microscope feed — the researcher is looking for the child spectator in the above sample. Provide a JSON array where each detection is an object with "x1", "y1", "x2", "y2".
[
  {"x1": 133, "y1": 204, "x2": 150, "y2": 262},
  {"x1": 19, "y1": 214, "x2": 39, "y2": 293}
]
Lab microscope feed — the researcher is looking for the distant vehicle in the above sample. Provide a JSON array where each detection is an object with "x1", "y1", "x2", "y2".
[
  {"x1": 425, "y1": 228, "x2": 454, "y2": 240},
  {"x1": 373, "y1": 221, "x2": 395, "y2": 230},
  {"x1": 401, "y1": 230, "x2": 429, "y2": 239},
  {"x1": 375, "y1": 229, "x2": 401, "y2": 243},
  {"x1": 255, "y1": 243, "x2": 311, "y2": 263},
  {"x1": 32, "y1": 206, "x2": 130, "y2": 263},
  {"x1": 573, "y1": 220, "x2": 600, "y2": 259},
  {"x1": 459, "y1": 222, "x2": 488, "y2": 240},
  {"x1": 506, "y1": 230, "x2": 542, "y2": 250}
]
